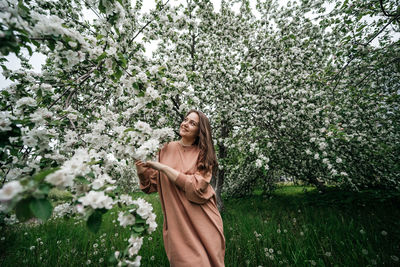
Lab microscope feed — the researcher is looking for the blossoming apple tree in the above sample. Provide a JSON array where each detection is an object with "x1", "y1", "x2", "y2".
[
  {"x1": 151, "y1": 0, "x2": 399, "y2": 202},
  {"x1": 0, "y1": 0, "x2": 196, "y2": 265}
]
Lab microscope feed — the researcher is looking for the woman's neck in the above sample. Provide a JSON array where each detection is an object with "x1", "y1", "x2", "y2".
[{"x1": 180, "y1": 137, "x2": 195, "y2": 146}]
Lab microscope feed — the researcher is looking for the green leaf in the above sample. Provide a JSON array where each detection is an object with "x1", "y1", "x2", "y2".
[
  {"x1": 15, "y1": 198, "x2": 35, "y2": 222},
  {"x1": 96, "y1": 52, "x2": 107, "y2": 62},
  {"x1": 132, "y1": 82, "x2": 140, "y2": 90},
  {"x1": 37, "y1": 183, "x2": 51, "y2": 195},
  {"x1": 87, "y1": 209, "x2": 104, "y2": 233},
  {"x1": 87, "y1": 172, "x2": 95, "y2": 179},
  {"x1": 33, "y1": 167, "x2": 60, "y2": 183},
  {"x1": 31, "y1": 39, "x2": 40, "y2": 48},
  {"x1": 108, "y1": 253, "x2": 118, "y2": 264},
  {"x1": 75, "y1": 175, "x2": 90, "y2": 184},
  {"x1": 29, "y1": 198, "x2": 53, "y2": 221},
  {"x1": 118, "y1": 52, "x2": 127, "y2": 68},
  {"x1": 26, "y1": 45, "x2": 33, "y2": 56},
  {"x1": 135, "y1": 214, "x2": 146, "y2": 224},
  {"x1": 48, "y1": 39, "x2": 56, "y2": 51},
  {"x1": 18, "y1": 0, "x2": 30, "y2": 14},
  {"x1": 87, "y1": 159, "x2": 103, "y2": 166},
  {"x1": 132, "y1": 225, "x2": 145, "y2": 233},
  {"x1": 114, "y1": 67, "x2": 123, "y2": 81},
  {"x1": 123, "y1": 127, "x2": 135, "y2": 132},
  {"x1": 98, "y1": 0, "x2": 106, "y2": 13}
]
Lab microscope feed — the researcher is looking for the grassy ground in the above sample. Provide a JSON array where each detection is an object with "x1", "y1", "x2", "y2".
[{"x1": 1, "y1": 185, "x2": 399, "y2": 266}]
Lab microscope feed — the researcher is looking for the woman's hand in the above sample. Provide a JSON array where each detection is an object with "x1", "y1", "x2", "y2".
[
  {"x1": 135, "y1": 160, "x2": 165, "y2": 173},
  {"x1": 145, "y1": 161, "x2": 166, "y2": 172},
  {"x1": 135, "y1": 160, "x2": 148, "y2": 175}
]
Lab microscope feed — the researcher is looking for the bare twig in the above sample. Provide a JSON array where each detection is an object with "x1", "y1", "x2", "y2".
[
  {"x1": 127, "y1": 0, "x2": 170, "y2": 47},
  {"x1": 331, "y1": 14, "x2": 400, "y2": 92},
  {"x1": 379, "y1": 0, "x2": 400, "y2": 17}
]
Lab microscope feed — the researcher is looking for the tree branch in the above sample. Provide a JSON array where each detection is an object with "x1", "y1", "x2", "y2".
[
  {"x1": 379, "y1": 0, "x2": 399, "y2": 17},
  {"x1": 127, "y1": 0, "x2": 170, "y2": 47}
]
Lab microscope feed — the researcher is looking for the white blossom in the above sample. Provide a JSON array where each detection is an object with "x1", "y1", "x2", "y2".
[
  {"x1": 127, "y1": 236, "x2": 143, "y2": 257},
  {"x1": 0, "y1": 181, "x2": 24, "y2": 201},
  {"x1": 118, "y1": 212, "x2": 136, "y2": 228},
  {"x1": 78, "y1": 191, "x2": 114, "y2": 209}
]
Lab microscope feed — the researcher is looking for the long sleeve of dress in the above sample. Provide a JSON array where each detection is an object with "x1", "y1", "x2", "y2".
[
  {"x1": 138, "y1": 167, "x2": 158, "y2": 194},
  {"x1": 174, "y1": 169, "x2": 215, "y2": 204}
]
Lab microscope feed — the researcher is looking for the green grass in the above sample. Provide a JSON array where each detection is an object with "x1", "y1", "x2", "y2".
[{"x1": 1, "y1": 185, "x2": 399, "y2": 266}]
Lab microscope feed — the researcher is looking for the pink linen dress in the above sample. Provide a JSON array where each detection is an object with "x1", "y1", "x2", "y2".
[{"x1": 138, "y1": 141, "x2": 225, "y2": 267}]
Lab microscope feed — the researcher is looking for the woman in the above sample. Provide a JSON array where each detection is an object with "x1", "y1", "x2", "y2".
[{"x1": 135, "y1": 109, "x2": 225, "y2": 267}]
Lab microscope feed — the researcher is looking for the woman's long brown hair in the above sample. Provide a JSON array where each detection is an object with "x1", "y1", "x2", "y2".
[{"x1": 184, "y1": 109, "x2": 218, "y2": 174}]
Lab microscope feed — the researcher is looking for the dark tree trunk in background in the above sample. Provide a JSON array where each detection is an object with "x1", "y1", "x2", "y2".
[
  {"x1": 213, "y1": 122, "x2": 229, "y2": 212},
  {"x1": 308, "y1": 174, "x2": 327, "y2": 193}
]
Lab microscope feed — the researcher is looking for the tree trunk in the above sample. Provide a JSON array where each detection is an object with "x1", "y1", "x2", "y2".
[
  {"x1": 308, "y1": 175, "x2": 327, "y2": 192},
  {"x1": 215, "y1": 168, "x2": 225, "y2": 212},
  {"x1": 214, "y1": 122, "x2": 229, "y2": 212}
]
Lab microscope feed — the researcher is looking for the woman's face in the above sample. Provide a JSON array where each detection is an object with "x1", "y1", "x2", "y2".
[{"x1": 180, "y1": 112, "x2": 200, "y2": 140}]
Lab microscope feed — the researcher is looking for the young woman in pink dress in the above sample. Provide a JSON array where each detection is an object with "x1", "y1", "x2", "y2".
[{"x1": 135, "y1": 109, "x2": 225, "y2": 267}]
